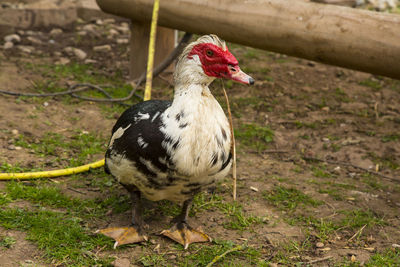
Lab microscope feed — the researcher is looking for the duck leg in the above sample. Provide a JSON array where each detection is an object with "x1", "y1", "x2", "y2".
[
  {"x1": 97, "y1": 190, "x2": 148, "y2": 248},
  {"x1": 161, "y1": 198, "x2": 212, "y2": 249}
]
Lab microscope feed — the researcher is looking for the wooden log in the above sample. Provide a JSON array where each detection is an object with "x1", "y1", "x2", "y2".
[
  {"x1": 96, "y1": 0, "x2": 400, "y2": 80},
  {"x1": 129, "y1": 22, "x2": 175, "y2": 80}
]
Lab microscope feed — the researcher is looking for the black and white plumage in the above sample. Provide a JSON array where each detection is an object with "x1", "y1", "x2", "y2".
[{"x1": 101, "y1": 35, "x2": 254, "y2": 249}]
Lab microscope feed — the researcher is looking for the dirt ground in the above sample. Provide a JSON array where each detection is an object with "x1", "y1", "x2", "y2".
[{"x1": 0, "y1": 10, "x2": 399, "y2": 267}]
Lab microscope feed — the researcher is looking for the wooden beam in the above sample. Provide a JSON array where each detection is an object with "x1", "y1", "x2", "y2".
[
  {"x1": 129, "y1": 22, "x2": 175, "y2": 80},
  {"x1": 96, "y1": 0, "x2": 400, "y2": 80}
]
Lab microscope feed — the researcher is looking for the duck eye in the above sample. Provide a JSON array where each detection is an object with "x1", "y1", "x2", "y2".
[{"x1": 206, "y1": 50, "x2": 213, "y2": 57}]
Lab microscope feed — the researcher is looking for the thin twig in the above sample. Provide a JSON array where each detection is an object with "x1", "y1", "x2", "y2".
[
  {"x1": 348, "y1": 224, "x2": 367, "y2": 242},
  {"x1": 67, "y1": 187, "x2": 86, "y2": 195},
  {"x1": 303, "y1": 156, "x2": 399, "y2": 183},
  {"x1": 306, "y1": 256, "x2": 333, "y2": 265},
  {"x1": 222, "y1": 83, "x2": 236, "y2": 201},
  {"x1": 206, "y1": 244, "x2": 245, "y2": 267},
  {"x1": 248, "y1": 149, "x2": 290, "y2": 154}
]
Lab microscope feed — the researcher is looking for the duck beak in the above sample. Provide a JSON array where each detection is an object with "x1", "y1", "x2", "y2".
[{"x1": 228, "y1": 65, "x2": 254, "y2": 85}]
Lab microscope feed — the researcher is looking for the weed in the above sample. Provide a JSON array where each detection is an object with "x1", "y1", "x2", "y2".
[
  {"x1": 359, "y1": 78, "x2": 382, "y2": 91},
  {"x1": 263, "y1": 185, "x2": 322, "y2": 211},
  {"x1": 0, "y1": 235, "x2": 16, "y2": 249},
  {"x1": 0, "y1": 207, "x2": 113, "y2": 266},
  {"x1": 234, "y1": 123, "x2": 274, "y2": 152},
  {"x1": 15, "y1": 131, "x2": 106, "y2": 167}
]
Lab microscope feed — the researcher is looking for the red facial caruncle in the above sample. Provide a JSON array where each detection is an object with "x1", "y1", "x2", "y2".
[{"x1": 188, "y1": 43, "x2": 254, "y2": 85}]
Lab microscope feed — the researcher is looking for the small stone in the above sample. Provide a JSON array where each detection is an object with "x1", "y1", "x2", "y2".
[
  {"x1": 112, "y1": 258, "x2": 130, "y2": 267},
  {"x1": 50, "y1": 28, "x2": 63, "y2": 36},
  {"x1": 27, "y1": 36, "x2": 42, "y2": 45},
  {"x1": 84, "y1": 59, "x2": 97, "y2": 64},
  {"x1": 95, "y1": 19, "x2": 103, "y2": 25},
  {"x1": 116, "y1": 38, "x2": 129, "y2": 44},
  {"x1": 8, "y1": 145, "x2": 16, "y2": 150},
  {"x1": 307, "y1": 61, "x2": 316, "y2": 67},
  {"x1": 169, "y1": 255, "x2": 177, "y2": 260},
  {"x1": 73, "y1": 48, "x2": 87, "y2": 60},
  {"x1": 351, "y1": 255, "x2": 356, "y2": 262},
  {"x1": 316, "y1": 242, "x2": 324, "y2": 248},
  {"x1": 82, "y1": 24, "x2": 97, "y2": 32},
  {"x1": 322, "y1": 137, "x2": 330, "y2": 143},
  {"x1": 56, "y1": 57, "x2": 70, "y2": 65},
  {"x1": 392, "y1": 243, "x2": 400, "y2": 248},
  {"x1": 17, "y1": 45, "x2": 34, "y2": 54},
  {"x1": 109, "y1": 29, "x2": 119, "y2": 36},
  {"x1": 103, "y1": 18, "x2": 116, "y2": 24},
  {"x1": 48, "y1": 39, "x2": 55, "y2": 45},
  {"x1": 4, "y1": 34, "x2": 21, "y2": 43},
  {"x1": 53, "y1": 51, "x2": 62, "y2": 57},
  {"x1": 11, "y1": 129, "x2": 19, "y2": 135},
  {"x1": 15, "y1": 146, "x2": 22, "y2": 150},
  {"x1": 93, "y1": 44, "x2": 112, "y2": 52},
  {"x1": 250, "y1": 186, "x2": 259, "y2": 192},
  {"x1": 333, "y1": 166, "x2": 341, "y2": 172},
  {"x1": 17, "y1": 30, "x2": 25, "y2": 35},
  {"x1": 77, "y1": 31, "x2": 87, "y2": 36},
  {"x1": 321, "y1": 106, "x2": 330, "y2": 112},
  {"x1": 3, "y1": 41, "x2": 13, "y2": 49},
  {"x1": 288, "y1": 71, "x2": 294, "y2": 76},
  {"x1": 43, "y1": 102, "x2": 49, "y2": 107}
]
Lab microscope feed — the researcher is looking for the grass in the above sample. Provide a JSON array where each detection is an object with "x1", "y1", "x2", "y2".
[
  {"x1": 14, "y1": 130, "x2": 106, "y2": 167},
  {"x1": 234, "y1": 123, "x2": 274, "y2": 152},
  {"x1": 263, "y1": 185, "x2": 322, "y2": 211},
  {"x1": 0, "y1": 235, "x2": 16, "y2": 249},
  {"x1": 0, "y1": 207, "x2": 113, "y2": 266},
  {"x1": 192, "y1": 193, "x2": 263, "y2": 231}
]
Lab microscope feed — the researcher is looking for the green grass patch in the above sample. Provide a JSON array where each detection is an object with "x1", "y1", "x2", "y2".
[
  {"x1": 192, "y1": 193, "x2": 263, "y2": 231},
  {"x1": 0, "y1": 207, "x2": 113, "y2": 266},
  {"x1": 359, "y1": 78, "x2": 382, "y2": 91},
  {"x1": 381, "y1": 134, "x2": 400, "y2": 143},
  {"x1": 263, "y1": 185, "x2": 322, "y2": 211},
  {"x1": 235, "y1": 123, "x2": 274, "y2": 152},
  {"x1": 0, "y1": 235, "x2": 16, "y2": 249},
  {"x1": 15, "y1": 131, "x2": 106, "y2": 167}
]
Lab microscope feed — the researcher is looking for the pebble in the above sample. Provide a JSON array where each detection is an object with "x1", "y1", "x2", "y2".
[
  {"x1": 17, "y1": 45, "x2": 34, "y2": 54},
  {"x1": 112, "y1": 258, "x2": 130, "y2": 267},
  {"x1": 73, "y1": 48, "x2": 87, "y2": 60},
  {"x1": 56, "y1": 57, "x2": 70, "y2": 65},
  {"x1": 11, "y1": 129, "x2": 19, "y2": 135},
  {"x1": 116, "y1": 38, "x2": 129, "y2": 44},
  {"x1": 43, "y1": 102, "x2": 49, "y2": 107},
  {"x1": 3, "y1": 41, "x2": 13, "y2": 49},
  {"x1": 8, "y1": 145, "x2": 16, "y2": 150},
  {"x1": 48, "y1": 39, "x2": 55, "y2": 45},
  {"x1": 84, "y1": 59, "x2": 97, "y2": 64},
  {"x1": 50, "y1": 28, "x2": 63, "y2": 36},
  {"x1": 82, "y1": 24, "x2": 97, "y2": 32},
  {"x1": 4, "y1": 34, "x2": 21, "y2": 43},
  {"x1": 103, "y1": 18, "x2": 116, "y2": 24},
  {"x1": 392, "y1": 243, "x2": 400, "y2": 248},
  {"x1": 93, "y1": 44, "x2": 112, "y2": 52},
  {"x1": 250, "y1": 186, "x2": 259, "y2": 192},
  {"x1": 64, "y1": 47, "x2": 87, "y2": 60},
  {"x1": 27, "y1": 36, "x2": 42, "y2": 45},
  {"x1": 77, "y1": 31, "x2": 87, "y2": 36},
  {"x1": 322, "y1": 137, "x2": 330, "y2": 143},
  {"x1": 321, "y1": 106, "x2": 330, "y2": 112},
  {"x1": 109, "y1": 29, "x2": 119, "y2": 36},
  {"x1": 316, "y1": 242, "x2": 324, "y2": 248},
  {"x1": 53, "y1": 51, "x2": 62, "y2": 57}
]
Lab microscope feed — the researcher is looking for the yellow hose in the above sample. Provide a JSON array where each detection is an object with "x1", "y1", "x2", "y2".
[
  {"x1": 0, "y1": 159, "x2": 105, "y2": 180},
  {"x1": 144, "y1": 0, "x2": 160, "y2": 101},
  {"x1": 0, "y1": 0, "x2": 160, "y2": 180}
]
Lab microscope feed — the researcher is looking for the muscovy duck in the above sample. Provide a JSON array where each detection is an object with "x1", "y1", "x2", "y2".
[{"x1": 99, "y1": 35, "x2": 254, "y2": 249}]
